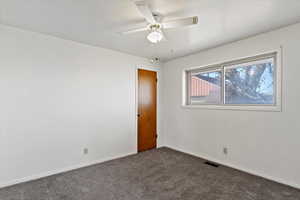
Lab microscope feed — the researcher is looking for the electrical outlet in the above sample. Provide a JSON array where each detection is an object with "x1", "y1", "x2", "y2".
[
  {"x1": 83, "y1": 148, "x2": 89, "y2": 155},
  {"x1": 223, "y1": 147, "x2": 228, "y2": 155}
]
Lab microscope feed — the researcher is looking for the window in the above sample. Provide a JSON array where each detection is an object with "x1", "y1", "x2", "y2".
[
  {"x1": 189, "y1": 69, "x2": 222, "y2": 104},
  {"x1": 184, "y1": 52, "x2": 281, "y2": 111},
  {"x1": 225, "y1": 58, "x2": 274, "y2": 105}
]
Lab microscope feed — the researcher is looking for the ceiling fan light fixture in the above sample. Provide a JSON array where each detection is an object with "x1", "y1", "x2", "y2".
[
  {"x1": 147, "y1": 30, "x2": 163, "y2": 43},
  {"x1": 147, "y1": 24, "x2": 163, "y2": 43}
]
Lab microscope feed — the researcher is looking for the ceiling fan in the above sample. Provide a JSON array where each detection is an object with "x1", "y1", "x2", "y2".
[{"x1": 120, "y1": 0, "x2": 199, "y2": 44}]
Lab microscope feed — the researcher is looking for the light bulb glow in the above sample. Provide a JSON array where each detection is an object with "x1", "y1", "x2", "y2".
[{"x1": 147, "y1": 30, "x2": 163, "y2": 43}]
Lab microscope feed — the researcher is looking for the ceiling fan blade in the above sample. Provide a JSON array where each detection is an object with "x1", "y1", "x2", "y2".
[
  {"x1": 120, "y1": 27, "x2": 148, "y2": 34},
  {"x1": 162, "y1": 16, "x2": 198, "y2": 29},
  {"x1": 161, "y1": 30, "x2": 168, "y2": 42},
  {"x1": 133, "y1": 0, "x2": 156, "y2": 24}
]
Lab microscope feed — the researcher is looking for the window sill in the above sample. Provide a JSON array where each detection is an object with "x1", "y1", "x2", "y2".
[{"x1": 181, "y1": 104, "x2": 282, "y2": 112}]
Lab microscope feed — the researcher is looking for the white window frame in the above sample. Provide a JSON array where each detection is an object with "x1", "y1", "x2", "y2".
[{"x1": 182, "y1": 50, "x2": 282, "y2": 112}]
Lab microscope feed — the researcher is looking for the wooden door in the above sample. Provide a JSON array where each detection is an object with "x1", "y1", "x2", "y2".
[{"x1": 138, "y1": 69, "x2": 157, "y2": 152}]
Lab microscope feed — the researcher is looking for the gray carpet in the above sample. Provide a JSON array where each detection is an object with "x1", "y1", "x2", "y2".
[{"x1": 1, "y1": 147, "x2": 300, "y2": 200}]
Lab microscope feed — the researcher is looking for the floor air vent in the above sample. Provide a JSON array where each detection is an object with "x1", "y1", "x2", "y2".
[{"x1": 204, "y1": 161, "x2": 219, "y2": 168}]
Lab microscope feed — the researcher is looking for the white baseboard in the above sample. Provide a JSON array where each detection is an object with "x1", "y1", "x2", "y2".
[
  {"x1": 0, "y1": 152, "x2": 135, "y2": 189},
  {"x1": 165, "y1": 146, "x2": 300, "y2": 190}
]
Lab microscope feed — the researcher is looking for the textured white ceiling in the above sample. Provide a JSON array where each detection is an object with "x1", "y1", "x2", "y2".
[{"x1": 1, "y1": 0, "x2": 300, "y2": 61}]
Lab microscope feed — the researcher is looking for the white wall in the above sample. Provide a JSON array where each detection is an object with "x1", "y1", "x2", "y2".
[
  {"x1": 163, "y1": 23, "x2": 300, "y2": 188},
  {"x1": 0, "y1": 25, "x2": 162, "y2": 187}
]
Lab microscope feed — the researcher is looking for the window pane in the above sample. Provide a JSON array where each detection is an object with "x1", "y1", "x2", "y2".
[
  {"x1": 190, "y1": 70, "x2": 222, "y2": 104},
  {"x1": 225, "y1": 58, "x2": 275, "y2": 104}
]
